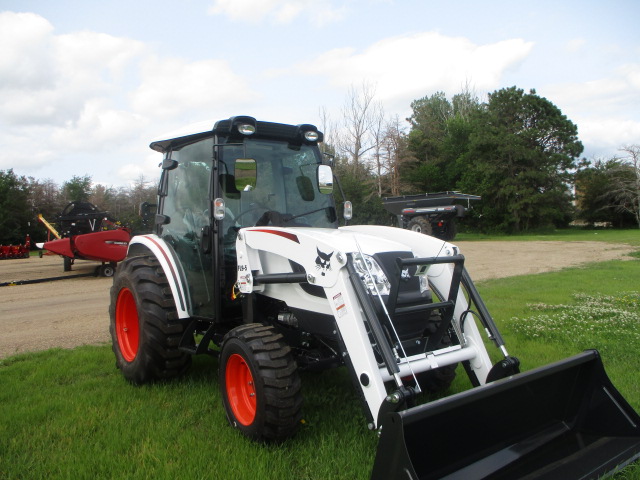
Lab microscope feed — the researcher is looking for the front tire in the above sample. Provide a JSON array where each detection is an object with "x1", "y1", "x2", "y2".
[
  {"x1": 219, "y1": 324, "x2": 302, "y2": 442},
  {"x1": 109, "y1": 255, "x2": 191, "y2": 384}
]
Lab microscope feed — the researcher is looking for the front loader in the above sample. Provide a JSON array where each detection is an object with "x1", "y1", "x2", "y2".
[{"x1": 109, "y1": 116, "x2": 640, "y2": 479}]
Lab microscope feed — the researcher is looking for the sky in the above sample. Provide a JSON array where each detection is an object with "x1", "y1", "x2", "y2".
[{"x1": 1, "y1": 0, "x2": 639, "y2": 188}]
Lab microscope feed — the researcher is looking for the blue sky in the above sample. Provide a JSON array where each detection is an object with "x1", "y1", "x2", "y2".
[{"x1": 1, "y1": 0, "x2": 639, "y2": 187}]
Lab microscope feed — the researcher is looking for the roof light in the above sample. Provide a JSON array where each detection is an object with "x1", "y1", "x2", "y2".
[
  {"x1": 304, "y1": 130, "x2": 319, "y2": 142},
  {"x1": 237, "y1": 124, "x2": 256, "y2": 135}
]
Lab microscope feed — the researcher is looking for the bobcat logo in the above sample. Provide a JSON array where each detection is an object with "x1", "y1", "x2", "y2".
[{"x1": 315, "y1": 248, "x2": 334, "y2": 276}]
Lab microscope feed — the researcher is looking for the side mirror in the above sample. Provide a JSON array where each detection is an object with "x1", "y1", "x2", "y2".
[{"x1": 318, "y1": 165, "x2": 333, "y2": 194}]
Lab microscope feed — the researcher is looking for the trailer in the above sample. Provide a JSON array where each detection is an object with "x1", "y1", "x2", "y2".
[{"x1": 382, "y1": 191, "x2": 480, "y2": 240}]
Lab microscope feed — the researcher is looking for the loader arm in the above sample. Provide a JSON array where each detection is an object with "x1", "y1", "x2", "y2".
[{"x1": 236, "y1": 225, "x2": 495, "y2": 428}]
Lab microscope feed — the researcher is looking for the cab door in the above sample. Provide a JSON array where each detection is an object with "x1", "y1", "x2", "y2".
[{"x1": 158, "y1": 138, "x2": 215, "y2": 318}]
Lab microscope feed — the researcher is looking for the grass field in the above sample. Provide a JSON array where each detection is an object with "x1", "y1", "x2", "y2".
[{"x1": 1, "y1": 229, "x2": 639, "y2": 479}]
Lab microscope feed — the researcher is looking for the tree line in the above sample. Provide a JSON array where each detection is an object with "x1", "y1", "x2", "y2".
[
  {"x1": 324, "y1": 84, "x2": 639, "y2": 232},
  {"x1": 1, "y1": 84, "x2": 638, "y2": 245},
  {"x1": 0, "y1": 172, "x2": 156, "y2": 244}
]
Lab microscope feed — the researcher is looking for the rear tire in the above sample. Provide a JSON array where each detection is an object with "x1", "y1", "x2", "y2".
[
  {"x1": 441, "y1": 219, "x2": 457, "y2": 241},
  {"x1": 219, "y1": 323, "x2": 302, "y2": 442},
  {"x1": 407, "y1": 217, "x2": 433, "y2": 236},
  {"x1": 109, "y1": 255, "x2": 191, "y2": 384}
]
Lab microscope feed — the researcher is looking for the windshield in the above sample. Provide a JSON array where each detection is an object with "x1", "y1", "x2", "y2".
[{"x1": 219, "y1": 139, "x2": 337, "y2": 229}]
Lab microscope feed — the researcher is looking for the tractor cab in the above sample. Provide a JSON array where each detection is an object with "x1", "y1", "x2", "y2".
[{"x1": 151, "y1": 116, "x2": 337, "y2": 320}]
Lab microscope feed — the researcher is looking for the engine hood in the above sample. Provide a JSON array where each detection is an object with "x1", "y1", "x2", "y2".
[{"x1": 238, "y1": 224, "x2": 458, "y2": 291}]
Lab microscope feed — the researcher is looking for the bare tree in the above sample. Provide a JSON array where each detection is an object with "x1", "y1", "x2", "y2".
[
  {"x1": 609, "y1": 145, "x2": 640, "y2": 227},
  {"x1": 383, "y1": 115, "x2": 413, "y2": 196},
  {"x1": 317, "y1": 106, "x2": 339, "y2": 158},
  {"x1": 339, "y1": 81, "x2": 379, "y2": 170},
  {"x1": 371, "y1": 102, "x2": 386, "y2": 197}
]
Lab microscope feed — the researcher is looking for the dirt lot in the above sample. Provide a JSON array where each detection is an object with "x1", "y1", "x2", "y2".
[{"x1": 0, "y1": 240, "x2": 635, "y2": 359}]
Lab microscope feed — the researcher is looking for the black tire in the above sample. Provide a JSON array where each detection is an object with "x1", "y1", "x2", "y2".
[
  {"x1": 109, "y1": 255, "x2": 191, "y2": 384},
  {"x1": 219, "y1": 323, "x2": 302, "y2": 443},
  {"x1": 440, "y1": 219, "x2": 457, "y2": 241},
  {"x1": 63, "y1": 256, "x2": 72, "y2": 272},
  {"x1": 407, "y1": 217, "x2": 433, "y2": 236},
  {"x1": 100, "y1": 263, "x2": 116, "y2": 277}
]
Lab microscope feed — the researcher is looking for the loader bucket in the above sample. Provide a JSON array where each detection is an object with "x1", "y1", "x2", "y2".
[{"x1": 371, "y1": 350, "x2": 640, "y2": 480}]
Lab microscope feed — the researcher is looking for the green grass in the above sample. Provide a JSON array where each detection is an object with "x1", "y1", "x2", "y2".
[
  {"x1": 456, "y1": 227, "x2": 640, "y2": 246},
  {"x1": 1, "y1": 231, "x2": 640, "y2": 479},
  {"x1": 0, "y1": 348, "x2": 378, "y2": 480}
]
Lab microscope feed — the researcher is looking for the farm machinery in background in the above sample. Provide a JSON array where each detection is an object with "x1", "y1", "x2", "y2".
[
  {"x1": 109, "y1": 116, "x2": 640, "y2": 479},
  {"x1": 37, "y1": 201, "x2": 131, "y2": 277},
  {"x1": 383, "y1": 191, "x2": 480, "y2": 241},
  {"x1": 0, "y1": 235, "x2": 31, "y2": 259}
]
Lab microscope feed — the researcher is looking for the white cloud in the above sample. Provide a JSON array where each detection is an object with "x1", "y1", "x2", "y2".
[
  {"x1": 0, "y1": 13, "x2": 145, "y2": 126},
  {"x1": 0, "y1": 11, "x2": 259, "y2": 184},
  {"x1": 50, "y1": 98, "x2": 147, "y2": 152},
  {"x1": 207, "y1": 0, "x2": 346, "y2": 26},
  {"x1": 291, "y1": 32, "x2": 534, "y2": 110},
  {"x1": 0, "y1": 127, "x2": 57, "y2": 170},
  {"x1": 117, "y1": 152, "x2": 163, "y2": 186},
  {"x1": 578, "y1": 118, "x2": 640, "y2": 153},
  {"x1": 0, "y1": 12, "x2": 55, "y2": 90},
  {"x1": 546, "y1": 64, "x2": 640, "y2": 116},
  {"x1": 540, "y1": 63, "x2": 640, "y2": 157},
  {"x1": 131, "y1": 56, "x2": 259, "y2": 118}
]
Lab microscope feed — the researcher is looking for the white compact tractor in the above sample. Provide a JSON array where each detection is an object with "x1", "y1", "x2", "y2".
[{"x1": 110, "y1": 116, "x2": 640, "y2": 479}]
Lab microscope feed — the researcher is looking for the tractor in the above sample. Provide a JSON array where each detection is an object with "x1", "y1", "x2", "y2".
[{"x1": 109, "y1": 116, "x2": 640, "y2": 479}]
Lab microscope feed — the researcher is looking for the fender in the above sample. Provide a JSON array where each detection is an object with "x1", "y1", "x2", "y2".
[{"x1": 127, "y1": 234, "x2": 191, "y2": 318}]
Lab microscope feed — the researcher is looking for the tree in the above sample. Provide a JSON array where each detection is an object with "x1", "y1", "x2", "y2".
[
  {"x1": 62, "y1": 174, "x2": 93, "y2": 203},
  {"x1": 405, "y1": 89, "x2": 482, "y2": 192},
  {"x1": 333, "y1": 159, "x2": 390, "y2": 226},
  {"x1": 382, "y1": 115, "x2": 413, "y2": 196},
  {"x1": 0, "y1": 169, "x2": 32, "y2": 244},
  {"x1": 337, "y1": 82, "x2": 380, "y2": 170},
  {"x1": 371, "y1": 103, "x2": 386, "y2": 197},
  {"x1": 608, "y1": 145, "x2": 640, "y2": 228},
  {"x1": 459, "y1": 87, "x2": 583, "y2": 232},
  {"x1": 575, "y1": 158, "x2": 635, "y2": 227}
]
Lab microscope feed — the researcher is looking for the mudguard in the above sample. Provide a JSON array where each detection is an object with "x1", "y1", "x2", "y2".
[{"x1": 127, "y1": 234, "x2": 191, "y2": 318}]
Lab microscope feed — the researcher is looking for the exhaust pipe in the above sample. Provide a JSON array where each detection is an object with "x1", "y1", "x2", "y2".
[{"x1": 371, "y1": 350, "x2": 640, "y2": 480}]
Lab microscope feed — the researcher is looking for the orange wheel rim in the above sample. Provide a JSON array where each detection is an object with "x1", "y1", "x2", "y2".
[
  {"x1": 115, "y1": 288, "x2": 140, "y2": 362},
  {"x1": 226, "y1": 353, "x2": 257, "y2": 426}
]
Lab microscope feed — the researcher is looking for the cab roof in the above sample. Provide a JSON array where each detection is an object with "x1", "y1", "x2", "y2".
[{"x1": 149, "y1": 116, "x2": 323, "y2": 153}]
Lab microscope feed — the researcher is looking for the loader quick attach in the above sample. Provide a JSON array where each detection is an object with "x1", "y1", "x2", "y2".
[{"x1": 109, "y1": 116, "x2": 640, "y2": 479}]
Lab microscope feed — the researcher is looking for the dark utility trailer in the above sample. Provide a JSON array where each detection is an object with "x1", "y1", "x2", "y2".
[{"x1": 383, "y1": 191, "x2": 480, "y2": 241}]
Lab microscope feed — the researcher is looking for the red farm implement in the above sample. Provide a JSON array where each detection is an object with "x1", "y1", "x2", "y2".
[
  {"x1": 0, "y1": 235, "x2": 31, "y2": 260},
  {"x1": 37, "y1": 202, "x2": 131, "y2": 277}
]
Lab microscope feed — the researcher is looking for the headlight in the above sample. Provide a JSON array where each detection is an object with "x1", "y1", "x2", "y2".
[{"x1": 353, "y1": 253, "x2": 391, "y2": 295}]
